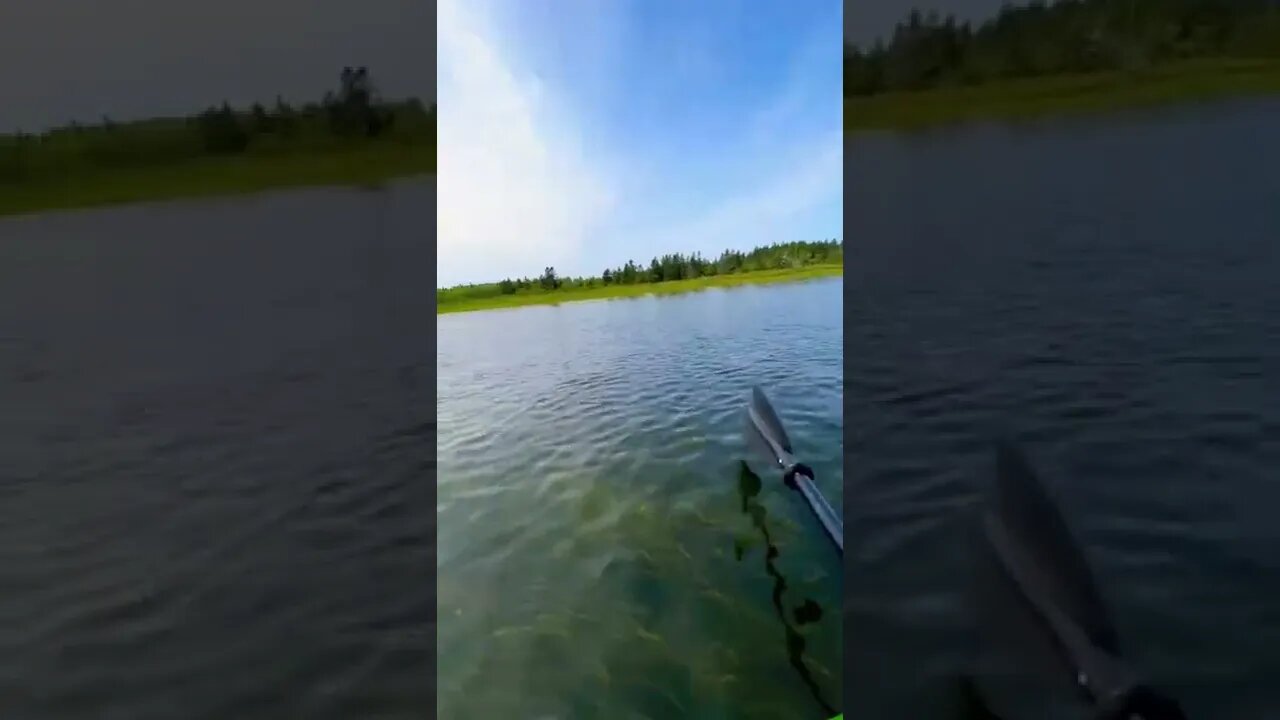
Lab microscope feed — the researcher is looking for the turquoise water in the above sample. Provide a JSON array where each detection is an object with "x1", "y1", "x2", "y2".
[{"x1": 436, "y1": 278, "x2": 844, "y2": 719}]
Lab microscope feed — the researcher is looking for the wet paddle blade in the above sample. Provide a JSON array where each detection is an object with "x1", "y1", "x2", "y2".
[
  {"x1": 987, "y1": 443, "x2": 1120, "y2": 656},
  {"x1": 970, "y1": 504, "x2": 1085, "y2": 706},
  {"x1": 976, "y1": 444, "x2": 1187, "y2": 719},
  {"x1": 979, "y1": 443, "x2": 1140, "y2": 708},
  {"x1": 746, "y1": 386, "x2": 795, "y2": 469}
]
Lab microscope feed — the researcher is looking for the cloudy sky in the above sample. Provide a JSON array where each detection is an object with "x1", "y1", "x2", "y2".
[
  {"x1": 437, "y1": 0, "x2": 842, "y2": 287},
  {"x1": 0, "y1": 0, "x2": 432, "y2": 133}
]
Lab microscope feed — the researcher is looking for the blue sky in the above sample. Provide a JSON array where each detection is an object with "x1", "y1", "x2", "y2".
[{"x1": 437, "y1": 0, "x2": 842, "y2": 287}]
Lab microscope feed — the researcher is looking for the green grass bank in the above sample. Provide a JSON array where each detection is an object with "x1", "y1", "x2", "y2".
[
  {"x1": 437, "y1": 264, "x2": 843, "y2": 315},
  {"x1": 845, "y1": 58, "x2": 1280, "y2": 133},
  {"x1": 0, "y1": 142, "x2": 434, "y2": 219},
  {"x1": 0, "y1": 69, "x2": 433, "y2": 219}
]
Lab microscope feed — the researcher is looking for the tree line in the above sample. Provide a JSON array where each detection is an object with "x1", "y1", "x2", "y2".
[
  {"x1": 196, "y1": 66, "x2": 427, "y2": 154},
  {"x1": 846, "y1": 0, "x2": 1280, "y2": 96},
  {"x1": 0, "y1": 67, "x2": 434, "y2": 183},
  {"x1": 438, "y1": 240, "x2": 843, "y2": 303}
]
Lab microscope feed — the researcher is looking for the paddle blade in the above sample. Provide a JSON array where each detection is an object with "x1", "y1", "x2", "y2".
[
  {"x1": 745, "y1": 386, "x2": 795, "y2": 469},
  {"x1": 970, "y1": 495, "x2": 1083, "y2": 705},
  {"x1": 987, "y1": 443, "x2": 1120, "y2": 656},
  {"x1": 975, "y1": 443, "x2": 1187, "y2": 719}
]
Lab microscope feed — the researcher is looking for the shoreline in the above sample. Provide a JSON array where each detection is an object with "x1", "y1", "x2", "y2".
[
  {"x1": 437, "y1": 264, "x2": 843, "y2": 315},
  {"x1": 0, "y1": 143, "x2": 434, "y2": 219},
  {"x1": 845, "y1": 58, "x2": 1280, "y2": 133}
]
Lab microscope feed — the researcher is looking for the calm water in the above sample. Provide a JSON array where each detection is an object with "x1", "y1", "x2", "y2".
[
  {"x1": 845, "y1": 99, "x2": 1280, "y2": 719},
  {"x1": 0, "y1": 181, "x2": 433, "y2": 719},
  {"x1": 436, "y1": 279, "x2": 844, "y2": 719}
]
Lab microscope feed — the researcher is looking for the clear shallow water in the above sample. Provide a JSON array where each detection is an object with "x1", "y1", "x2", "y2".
[
  {"x1": 0, "y1": 181, "x2": 433, "y2": 719},
  {"x1": 845, "y1": 99, "x2": 1280, "y2": 719},
  {"x1": 436, "y1": 279, "x2": 844, "y2": 719}
]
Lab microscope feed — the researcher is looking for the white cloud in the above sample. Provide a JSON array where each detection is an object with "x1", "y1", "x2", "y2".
[
  {"x1": 436, "y1": 0, "x2": 615, "y2": 287},
  {"x1": 436, "y1": 1, "x2": 841, "y2": 286}
]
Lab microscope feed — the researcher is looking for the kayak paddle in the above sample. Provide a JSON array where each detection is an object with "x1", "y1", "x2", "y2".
[
  {"x1": 744, "y1": 386, "x2": 843, "y2": 554},
  {"x1": 976, "y1": 443, "x2": 1186, "y2": 720}
]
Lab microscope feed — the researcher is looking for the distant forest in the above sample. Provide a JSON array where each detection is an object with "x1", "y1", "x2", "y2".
[
  {"x1": 846, "y1": 0, "x2": 1280, "y2": 96},
  {"x1": 438, "y1": 240, "x2": 843, "y2": 302},
  {"x1": 0, "y1": 67, "x2": 434, "y2": 183}
]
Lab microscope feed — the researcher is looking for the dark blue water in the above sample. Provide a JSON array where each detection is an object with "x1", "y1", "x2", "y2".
[
  {"x1": 0, "y1": 181, "x2": 433, "y2": 719},
  {"x1": 845, "y1": 98, "x2": 1280, "y2": 719}
]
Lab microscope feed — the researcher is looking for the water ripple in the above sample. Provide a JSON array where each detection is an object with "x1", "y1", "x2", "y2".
[
  {"x1": 848, "y1": 105, "x2": 1280, "y2": 719},
  {"x1": 0, "y1": 182, "x2": 433, "y2": 719},
  {"x1": 437, "y1": 278, "x2": 843, "y2": 718}
]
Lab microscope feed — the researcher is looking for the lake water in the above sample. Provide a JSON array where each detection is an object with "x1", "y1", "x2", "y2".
[
  {"x1": 436, "y1": 279, "x2": 844, "y2": 719},
  {"x1": 8, "y1": 98, "x2": 1278, "y2": 720},
  {"x1": 0, "y1": 180, "x2": 433, "y2": 719},
  {"x1": 845, "y1": 98, "x2": 1280, "y2": 719}
]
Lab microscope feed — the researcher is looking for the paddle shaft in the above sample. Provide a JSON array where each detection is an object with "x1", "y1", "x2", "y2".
[
  {"x1": 745, "y1": 390, "x2": 843, "y2": 554},
  {"x1": 790, "y1": 467, "x2": 844, "y2": 554}
]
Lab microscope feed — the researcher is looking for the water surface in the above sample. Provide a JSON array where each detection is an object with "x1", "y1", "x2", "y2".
[
  {"x1": 437, "y1": 279, "x2": 844, "y2": 719},
  {"x1": 845, "y1": 99, "x2": 1280, "y2": 719},
  {"x1": 0, "y1": 181, "x2": 433, "y2": 719}
]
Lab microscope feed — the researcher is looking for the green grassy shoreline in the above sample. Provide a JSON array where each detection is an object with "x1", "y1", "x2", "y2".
[
  {"x1": 0, "y1": 143, "x2": 434, "y2": 219},
  {"x1": 845, "y1": 58, "x2": 1280, "y2": 133},
  {"x1": 437, "y1": 264, "x2": 843, "y2": 315}
]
